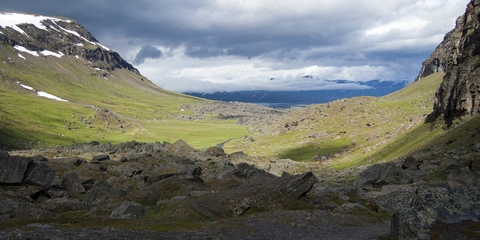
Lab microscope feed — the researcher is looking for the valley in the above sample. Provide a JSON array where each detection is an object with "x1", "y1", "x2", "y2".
[{"x1": 1, "y1": 2, "x2": 480, "y2": 239}]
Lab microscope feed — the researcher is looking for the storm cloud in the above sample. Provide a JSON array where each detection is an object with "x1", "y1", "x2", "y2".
[
  {"x1": 133, "y1": 45, "x2": 162, "y2": 65},
  {"x1": 0, "y1": 0, "x2": 468, "y2": 93}
]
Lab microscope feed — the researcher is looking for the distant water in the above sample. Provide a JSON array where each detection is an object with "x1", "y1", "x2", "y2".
[{"x1": 184, "y1": 80, "x2": 408, "y2": 109}]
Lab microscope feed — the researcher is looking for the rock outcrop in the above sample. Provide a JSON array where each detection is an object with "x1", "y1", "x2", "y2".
[{"x1": 417, "y1": 1, "x2": 480, "y2": 123}]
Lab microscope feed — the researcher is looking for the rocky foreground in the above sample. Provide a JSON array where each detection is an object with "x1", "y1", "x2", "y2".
[{"x1": 0, "y1": 140, "x2": 479, "y2": 239}]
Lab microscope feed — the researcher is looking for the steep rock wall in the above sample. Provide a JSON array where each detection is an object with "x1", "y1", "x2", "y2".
[{"x1": 417, "y1": 1, "x2": 480, "y2": 123}]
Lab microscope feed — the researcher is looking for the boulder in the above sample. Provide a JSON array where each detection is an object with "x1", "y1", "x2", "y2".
[
  {"x1": 282, "y1": 171, "x2": 317, "y2": 199},
  {"x1": 447, "y1": 168, "x2": 478, "y2": 189},
  {"x1": 24, "y1": 162, "x2": 56, "y2": 188},
  {"x1": 402, "y1": 156, "x2": 420, "y2": 169},
  {"x1": 0, "y1": 156, "x2": 32, "y2": 185},
  {"x1": 391, "y1": 185, "x2": 480, "y2": 240},
  {"x1": 233, "y1": 197, "x2": 253, "y2": 217},
  {"x1": 355, "y1": 163, "x2": 412, "y2": 190},
  {"x1": 92, "y1": 154, "x2": 110, "y2": 162},
  {"x1": 204, "y1": 146, "x2": 226, "y2": 157},
  {"x1": 109, "y1": 201, "x2": 145, "y2": 219},
  {"x1": 86, "y1": 181, "x2": 126, "y2": 207},
  {"x1": 233, "y1": 162, "x2": 265, "y2": 179},
  {"x1": 61, "y1": 172, "x2": 86, "y2": 193}
]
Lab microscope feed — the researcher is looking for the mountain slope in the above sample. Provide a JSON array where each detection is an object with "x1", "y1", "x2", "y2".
[{"x1": 0, "y1": 12, "x2": 249, "y2": 149}]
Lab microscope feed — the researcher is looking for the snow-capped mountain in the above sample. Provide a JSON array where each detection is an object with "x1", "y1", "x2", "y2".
[{"x1": 0, "y1": 12, "x2": 137, "y2": 73}]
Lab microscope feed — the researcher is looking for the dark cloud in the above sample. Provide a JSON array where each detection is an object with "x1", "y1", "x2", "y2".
[
  {"x1": 0, "y1": 0, "x2": 468, "y2": 92},
  {"x1": 133, "y1": 45, "x2": 162, "y2": 65}
]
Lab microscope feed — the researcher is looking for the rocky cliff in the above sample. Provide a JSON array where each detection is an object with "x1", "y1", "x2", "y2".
[
  {"x1": 0, "y1": 12, "x2": 138, "y2": 73},
  {"x1": 417, "y1": 1, "x2": 480, "y2": 123}
]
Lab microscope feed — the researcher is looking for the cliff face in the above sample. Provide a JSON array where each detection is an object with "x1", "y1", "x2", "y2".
[
  {"x1": 417, "y1": 1, "x2": 480, "y2": 123},
  {"x1": 0, "y1": 13, "x2": 138, "y2": 73}
]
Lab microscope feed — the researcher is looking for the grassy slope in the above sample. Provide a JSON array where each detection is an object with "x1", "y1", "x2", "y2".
[
  {"x1": 224, "y1": 72, "x2": 445, "y2": 169},
  {"x1": 0, "y1": 44, "x2": 249, "y2": 150}
]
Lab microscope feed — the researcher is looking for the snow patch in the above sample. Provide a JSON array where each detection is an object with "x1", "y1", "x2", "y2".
[
  {"x1": 75, "y1": 55, "x2": 79, "y2": 59},
  {"x1": 74, "y1": 43, "x2": 83, "y2": 47},
  {"x1": 17, "y1": 82, "x2": 69, "y2": 102},
  {"x1": 37, "y1": 91, "x2": 68, "y2": 102},
  {"x1": 18, "y1": 54, "x2": 26, "y2": 60},
  {"x1": 14, "y1": 45, "x2": 39, "y2": 56},
  {"x1": 0, "y1": 12, "x2": 66, "y2": 35},
  {"x1": 0, "y1": 31, "x2": 3, "y2": 34},
  {"x1": 94, "y1": 68, "x2": 101, "y2": 70},
  {"x1": 41, "y1": 50, "x2": 64, "y2": 58},
  {"x1": 19, "y1": 83, "x2": 34, "y2": 90}
]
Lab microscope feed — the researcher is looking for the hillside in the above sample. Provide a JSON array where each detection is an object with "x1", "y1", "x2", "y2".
[{"x1": 0, "y1": 12, "x2": 249, "y2": 150}]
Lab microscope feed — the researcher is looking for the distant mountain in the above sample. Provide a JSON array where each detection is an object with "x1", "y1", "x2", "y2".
[{"x1": 185, "y1": 80, "x2": 407, "y2": 108}]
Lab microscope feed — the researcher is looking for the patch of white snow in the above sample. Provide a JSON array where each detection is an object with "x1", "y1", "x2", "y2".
[
  {"x1": 41, "y1": 50, "x2": 64, "y2": 58},
  {"x1": 17, "y1": 53, "x2": 26, "y2": 60},
  {"x1": 14, "y1": 45, "x2": 39, "y2": 56},
  {"x1": 19, "y1": 83, "x2": 34, "y2": 90},
  {"x1": 37, "y1": 91, "x2": 68, "y2": 102},
  {"x1": 75, "y1": 55, "x2": 79, "y2": 59},
  {"x1": 74, "y1": 43, "x2": 83, "y2": 47},
  {"x1": 17, "y1": 82, "x2": 69, "y2": 102},
  {"x1": 94, "y1": 68, "x2": 101, "y2": 70}
]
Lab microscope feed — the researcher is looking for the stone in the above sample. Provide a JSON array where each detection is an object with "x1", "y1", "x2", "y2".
[
  {"x1": 24, "y1": 162, "x2": 56, "y2": 188},
  {"x1": 180, "y1": 164, "x2": 202, "y2": 176},
  {"x1": 355, "y1": 163, "x2": 411, "y2": 190},
  {"x1": 61, "y1": 172, "x2": 86, "y2": 193},
  {"x1": 92, "y1": 154, "x2": 110, "y2": 162},
  {"x1": 390, "y1": 185, "x2": 480, "y2": 240},
  {"x1": 447, "y1": 168, "x2": 478, "y2": 189},
  {"x1": 282, "y1": 171, "x2": 317, "y2": 199},
  {"x1": 204, "y1": 146, "x2": 226, "y2": 157},
  {"x1": 0, "y1": 156, "x2": 32, "y2": 185},
  {"x1": 233, "y1": 162, "x2": 264, "y2": 179},
  {"x1": 402, "y1": 156, "x2": 420, "y2": 169},
  {"x1": 86, "y1": 181, "x2": 126, "y2": 207},
  {"x1": 109, "y1": 201, "x2": 144, "y2": 219},
  {"x1": 233, "y1": 197, "x2": 253, "y2": 217}
]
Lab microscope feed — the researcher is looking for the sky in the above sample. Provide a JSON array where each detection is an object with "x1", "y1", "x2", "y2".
[{"x1": 0, "y1": 0, "x2": 468, "y2": 93}]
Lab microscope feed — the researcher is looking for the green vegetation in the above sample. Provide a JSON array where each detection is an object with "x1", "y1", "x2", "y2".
[
  {"x1": 224, "y1": 71, "x2": 446, "y2": 169},
  {"x1": 0, "y1": 45, "x2": 248, "y2": 150}
]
